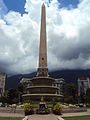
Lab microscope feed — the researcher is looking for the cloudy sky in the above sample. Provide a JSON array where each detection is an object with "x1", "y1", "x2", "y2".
[{"x1": 0, "y1": 0, "x2": 90, "y2": 75}]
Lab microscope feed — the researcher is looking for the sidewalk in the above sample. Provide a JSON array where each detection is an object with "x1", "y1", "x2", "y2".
[
  {"x1": 0, "y1": 109, "x2": 89, "y2": 119},
  {"x1": 62, "y1": 109, "x2": 90, "y2": 117},
  {"x1": 29, "y1": 114, "x2": 57, "y2": 120},
  {"x1": 0, "y1": 112, "x2": 24, "y2": 118},
  {"x1": 28, "y1": 109, "x2": 90, "y2": 120}
]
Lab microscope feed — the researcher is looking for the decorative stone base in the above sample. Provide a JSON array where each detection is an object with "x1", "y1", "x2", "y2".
[{"x1": 22, "y1": 94, "x2": 62, "y2": 101}]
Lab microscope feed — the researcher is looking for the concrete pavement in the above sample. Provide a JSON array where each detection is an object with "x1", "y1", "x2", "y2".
[
  {"x1": 29, "y1": 114, "x2": 58, "y2": 120},
  {"x1": 0, "y1": 109, "x2": 89, "y2": 120},
  {"x1": 0, "y1": 112, "x2": 24, "y2": 117},
  {"x1": 28, "y1": 109, "x2": 90, "y2": 120},
  {"x1": 61, "y1": 109, "x2": 90, "y2": 117}
]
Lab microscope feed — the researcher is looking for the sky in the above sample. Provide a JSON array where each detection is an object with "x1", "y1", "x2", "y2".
[{"x1": 0, "y1": 0, "x2": 90, "y2": 75}]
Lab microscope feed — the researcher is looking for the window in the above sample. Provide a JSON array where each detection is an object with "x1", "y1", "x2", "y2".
[{"x1": 42, "y1": 58, "x2": 44, "y2": 60}]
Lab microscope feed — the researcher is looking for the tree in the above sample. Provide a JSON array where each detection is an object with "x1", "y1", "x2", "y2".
[
  {"x1": 64, "y1": 83, "x2": 76, "y2": 104},
  {"x1": 7, "y1": 89, "x2": 19, "y2": 104},
  {"x1": 0, "y1": 96, "x2": 8, "y2": 105},
  {"x1": 17, "y1": 83, "x2": 25, "y2": 103},
  {"x1": 18, "y1": 83, "x2": 24, "y2": 93},
  {"x1": 86, "y1": 88, "x2": 90, "y2": 104}
]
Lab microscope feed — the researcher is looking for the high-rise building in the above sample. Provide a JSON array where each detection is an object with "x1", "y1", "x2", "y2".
[
  {"x1": 78, "y1": 77, "x2": 90, "y2": 96},
  {"x1": 0, "y1": 73, "x2": 6, "y2": 97},
  {"x1": 21, "y1": 3, "x2": 63, "y2": 101}
]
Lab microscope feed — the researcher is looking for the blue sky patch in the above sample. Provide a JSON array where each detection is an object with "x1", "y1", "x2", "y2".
[
  {"x1": 58, "y1": 0, "x2": 79, "y2": 9},
  {"x1": 2, "y1": 0, "x2": 80, "y2": 16},
  {"x1": 49, "y1": 0, "x2": 79, "y2": 9},
  {"x1": 0, "y1": 0, "x2": 8, "y2": 18},
  {"x1": 3, "y1": 0, "x2": 26, "y2": 15}
]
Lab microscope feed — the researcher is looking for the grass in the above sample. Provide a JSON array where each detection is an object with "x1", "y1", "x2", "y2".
[
  {"x1": 64, "y1": 115, "x2": 90, "y2": 120},
  {"x1": 31, "y1": 102, "x2": 53, "y2": 108},
  {"x1": 0, "y1": 117, "x2": 22, "y2": 120}
]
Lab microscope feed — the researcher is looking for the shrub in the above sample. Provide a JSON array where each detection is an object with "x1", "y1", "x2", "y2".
[
  {"x1": 36, "y1": 104, "x2": 50, "y2": 115},
  {"x1": 53, "y1": 103, "x2": 62, "y2": 115},
  {"x1": 24, "y1": 103, "x2": 34, "y2": 115},
  {"x1": 36, "y1": 107, "x2": 50, "y2": 114},
  {"x1": 1, "y1": 103, "x2": 5, "y2": 107},
  {"x1": 86, "y1": 104, "x2": 90, "y2": 108},
  {"x1": 78, "y1": 103, "x2": 84, "y2": 107}
]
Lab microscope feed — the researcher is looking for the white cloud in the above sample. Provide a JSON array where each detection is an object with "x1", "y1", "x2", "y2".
[{"x1": 0, "y1": 0, "x2": 90, "y2": 75}]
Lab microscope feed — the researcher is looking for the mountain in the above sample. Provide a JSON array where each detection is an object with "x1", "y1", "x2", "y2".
[
  {"x1": 6, "y1": 72, "x2": 36, "y2": 90},
  {"x1": 49, "y1": 69, "x2": 90, "y2": 83},
  {"x1": 6, "y1": 69, "x2": 90, "y2": 90}
]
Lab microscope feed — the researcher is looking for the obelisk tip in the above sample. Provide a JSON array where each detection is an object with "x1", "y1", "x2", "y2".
[{"x1": 42, "y1": 3, "x2": 45, "y2": 7}]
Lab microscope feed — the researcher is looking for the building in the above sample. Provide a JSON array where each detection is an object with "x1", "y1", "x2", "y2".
[
  {"x1": 21, "y1": 3, "x2": 64, "y2": 101},
  {"x1": 52, "y1": 78, "x2": 65, "y2": 96},
  {"x1": 0, "y1": 73, "x2": 6, "y2": 97},
  {"x1": 78, "y1": 77, "x2": 90, "y2": 96}
]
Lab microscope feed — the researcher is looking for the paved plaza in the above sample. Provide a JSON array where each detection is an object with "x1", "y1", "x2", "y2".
[
  {"x1": 0, "y1": 109, "x2": 89, "y2": 120},
  {"x1": 0, "y1": 112, "x2": 24, "y2": 117},
  {"x1": 28, "y1": 109, "x2": 90, "y2": 120},
  {"x1": 28, "y1": 114, "x2": 58, "y2": 120},
  {"x1": 62, "y1": 109, "x2": 90, "y2": 117}
]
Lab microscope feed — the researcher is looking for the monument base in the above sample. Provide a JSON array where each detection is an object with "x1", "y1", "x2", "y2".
[{"x1": 22, "y1": 94, "x2": 62, "y2": 102}]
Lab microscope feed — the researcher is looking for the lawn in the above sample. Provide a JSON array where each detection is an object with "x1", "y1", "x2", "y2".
[
  {"x1": 64, "y1": 116, "x2": 90, "y2": 120},
  {"x1": 31, "y1": 102, "x2": 53, "y2": 108},
  {"x1": 0, "y1": 117, "x2": 22, "y2": 120}
]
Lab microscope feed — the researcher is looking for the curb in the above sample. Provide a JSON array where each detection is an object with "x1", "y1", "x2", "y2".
[
  {"x1": 22, "y1": 116, "x2": 29, "y2": 120},
  {"x1": 58, "y1": 116, "x2": 64, "y2": 120}
]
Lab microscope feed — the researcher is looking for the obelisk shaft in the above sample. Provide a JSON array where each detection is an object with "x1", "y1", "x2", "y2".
[{"x1": 37, "y1": 4, "x2": 48, "y2": 77}]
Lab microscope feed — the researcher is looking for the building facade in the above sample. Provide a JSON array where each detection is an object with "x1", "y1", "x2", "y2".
[
  {"x1": 78, "y1": 77, "x2": 90, "y2": 96},
  {"x1": 0, "y1": 73, "x2": 6, "y2": 97},
  {"x1": 53, "y1": 78, "x2": 65, "y2": 96}
]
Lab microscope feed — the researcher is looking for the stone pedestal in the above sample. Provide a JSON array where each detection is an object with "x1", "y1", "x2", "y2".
[{"x1": 39, "y1": 97, "x2": 46, "y2": 110}]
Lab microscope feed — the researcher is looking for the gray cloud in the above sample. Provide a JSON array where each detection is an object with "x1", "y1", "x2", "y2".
[{"x1": 0, "y1": 0, "x2": 90, "y2": 75}]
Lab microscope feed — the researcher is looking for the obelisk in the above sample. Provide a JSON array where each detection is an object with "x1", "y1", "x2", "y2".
[{"x1": 37, "y1": 3, "x2": 48, "y2": 77}]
